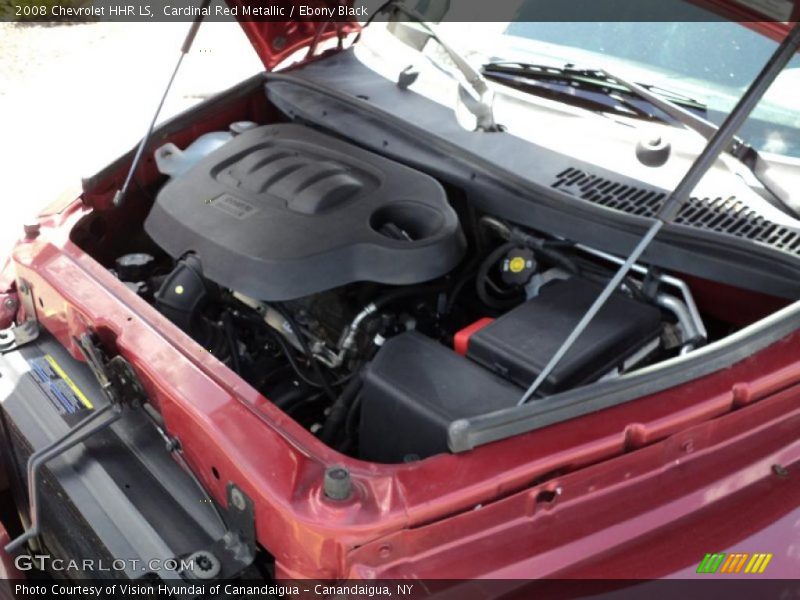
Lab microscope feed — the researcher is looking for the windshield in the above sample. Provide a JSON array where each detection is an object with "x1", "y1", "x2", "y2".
[
  {"x1": 413, "y1": 0, "x2": 800, "y2": 157},
  {"x1": 496, "y1": 18, "x2": 800, "y2": 157}
]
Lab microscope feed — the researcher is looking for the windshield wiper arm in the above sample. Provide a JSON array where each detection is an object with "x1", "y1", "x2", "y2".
[
  {"x1": 369, "y1": 1, "x2": 499, "y2": 131},
  {"x1": 599, "y1": 69, "x2": 742, "y2": 153},
  {"x1": 485, "y1": 61, "x2": 794, "y2": 213},
  {"x1": 598, "y1": 67, "x2": 794, "y2": 212}
]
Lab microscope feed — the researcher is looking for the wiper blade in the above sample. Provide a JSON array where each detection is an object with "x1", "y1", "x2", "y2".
[
  {"x1": 485, "y1": 61, "x2": 795, "y2": 214},
  {"x1": 602, "y1": 70, "x2": 725, "y2": 146},
  {"x1": 483, "y1": 61, "x2": 708, "y2": 111},
  {"x1": 484, "y1": 61, "x2": 722, "y2": 136},
  {"x1": 482, "y1": 62, "x2": 664, "y2": 121},
  {"x1": 482, "y1": 61, "x2": 754, "y2": 155}
]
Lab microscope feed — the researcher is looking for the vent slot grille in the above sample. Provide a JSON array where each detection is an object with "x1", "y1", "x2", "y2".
[{"x1": 552, "y1": 167, "x2": 800, "y2": 255}]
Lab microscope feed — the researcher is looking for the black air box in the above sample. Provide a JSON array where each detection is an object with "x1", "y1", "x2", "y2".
[
  {"x1": 467, "y1": 278, "x2": 662, "y2": 393},
  {"x1": 359, "y1": 332, "x2": 520, "y2": 463}
]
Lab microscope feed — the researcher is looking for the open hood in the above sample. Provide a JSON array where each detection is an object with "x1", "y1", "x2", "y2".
[
  {"x1": 225, "y1": 0, "x2": 360, "y2": 70},
  {"x1": 226, "y1": 0, "x2": 798, "y2": 71}
]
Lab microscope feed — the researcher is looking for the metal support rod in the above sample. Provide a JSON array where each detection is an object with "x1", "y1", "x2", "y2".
[
  {"x1": 518, "y1": 221, "x2": 662, "y2": 403},
  {"x1": 389, "y1": 2, "x2": 497, "y2": 130},
  {"x1": 5, "y1": 405, "x2": 123, "y2": 553},
  {"x1": 519, "y1": 23, "x2": 800, "y2": 404},
  {"x1": 113, "y1": 0, "x2": 210, "y2": 208},
  {"x1": 657, "y1": 23, "x2": 800, "y2": 222}
]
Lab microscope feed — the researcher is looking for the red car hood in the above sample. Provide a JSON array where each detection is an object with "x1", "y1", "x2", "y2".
[
  {"x1": 225, "y1": 0, "x2": 360, "y2": 70},
  {"x1": 227, "y1": 0, "x2": 799, "y2": 71}
]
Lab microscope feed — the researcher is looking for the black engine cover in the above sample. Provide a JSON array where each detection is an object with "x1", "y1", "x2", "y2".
[{"x1": 145, "y1": 124, "x2": 465, "y2": 300}]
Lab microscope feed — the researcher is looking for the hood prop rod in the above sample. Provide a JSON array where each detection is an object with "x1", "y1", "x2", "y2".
[
  {"x1": 113, "y1": 0, "x2": 210, "y2": 208},
  {"x1": 519, "y1": 22, "x2": 800, "y2": 405}
]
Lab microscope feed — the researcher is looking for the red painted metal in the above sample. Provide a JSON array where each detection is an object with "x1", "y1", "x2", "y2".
[
  {"x1": 453, "y1": 317, "x2": 494, "y2": 356},
  {"x1": 345, "y1": 381, "x2": 800, "y2": 578},
  {"x1": 687, "y1": 1, "x2": 800, "y2": 40},
  {"x1": 0, "y1": 520, "x2": 22, "y2": 579},
  {"x1": 681, "y1": 275, "x2": 789, "y2": 328},
  {"x1": 233, "y1": 18, "x2": 359, "y2": 71},
  {"x1": 226, "y1": 0, "x2": 360, "y2": 71},
  {"x1": 222, "y1": 1, "x2": 797, "y2": 72},
  {"x1": 7, "y1": 197, "x2": 800, "y2": 578}
]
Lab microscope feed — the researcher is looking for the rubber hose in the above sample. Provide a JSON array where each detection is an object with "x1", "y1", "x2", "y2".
[{"x1": 319, "y1": 371, "x2": 363, "y2": 445}]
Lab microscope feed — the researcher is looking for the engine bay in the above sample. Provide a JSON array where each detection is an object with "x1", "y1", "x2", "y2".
[
  {"x1": 5, "y1": 16, "x2": 799, "y2": 583},
  {"x1": 74, "y1": 120, "x2": 729, "y2": 463}
]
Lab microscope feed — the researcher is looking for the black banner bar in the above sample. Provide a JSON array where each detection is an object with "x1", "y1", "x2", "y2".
[
  {"x1": 2, "y1": 0, "x2": 799, "y2": 23},
  {"x1": 3, "y1": 578, "x2": 800, "y2": 600}
]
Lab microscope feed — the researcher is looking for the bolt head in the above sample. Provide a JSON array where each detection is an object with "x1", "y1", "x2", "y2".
[
  {"x1": 230, "y1": 487, "x2": 246, "y2": 511},
  {"x1": 324, "y1": 466, "x2": 353, "y2": 501},
  {"x1": 185, "y1": 550, "x2": 221, "y2": 580},
  {"x1": 772, "y1": 464, "x2": 789, "y2": 478}
]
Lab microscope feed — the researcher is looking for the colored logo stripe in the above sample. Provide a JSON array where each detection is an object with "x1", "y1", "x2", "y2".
[
  {"x1": 720, "y1": 553, "x2": 749, "y2": 573},
  {"x1": 697, "y1": 553, "x2": 726, "y2": 573},
  {"x1": 697, "y1": 552, "x2": 773, "y2": 574},
  {"x1": 745, "y1": 553, "x2": 773, "y2": 574}
]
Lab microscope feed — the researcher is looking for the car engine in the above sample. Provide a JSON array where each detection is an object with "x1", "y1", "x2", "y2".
[
  {"x1": 106, "y1": 123, "x2": 704, "y2": 463},
  {"x1": 145, "y1": 124, "x2": 466, "y2": 301}
]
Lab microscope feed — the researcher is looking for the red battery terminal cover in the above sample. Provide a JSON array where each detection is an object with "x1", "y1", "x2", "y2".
[{"x1": 453, "y1": 317, "x2": 495, "y2": 356}]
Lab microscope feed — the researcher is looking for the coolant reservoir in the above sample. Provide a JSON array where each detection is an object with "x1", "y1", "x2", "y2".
[{"x1": 154, "y1": 121, "x2": 258, "y2": 177}]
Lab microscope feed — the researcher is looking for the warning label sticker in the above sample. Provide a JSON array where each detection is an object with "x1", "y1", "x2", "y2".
[{"x1": 28, "y1": 354, "x2": 93, "y2": 417}]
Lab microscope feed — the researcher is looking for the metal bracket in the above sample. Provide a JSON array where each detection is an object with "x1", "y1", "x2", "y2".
[
  {"x1": 181, "y1": 484, "x2": 256, "y2": 581},
  {"x1": 215, "y1": 484, "x2": 257, "y2": 577},
  {"x1": 75, "y1": 333, "x2": 147, "y2": 408},
  {"x1": 0, "y1": 280, "x2": 40, "y2": 354},
  {"x1": 76, "y1": 335, "x2": 255, "y2": 580}
]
